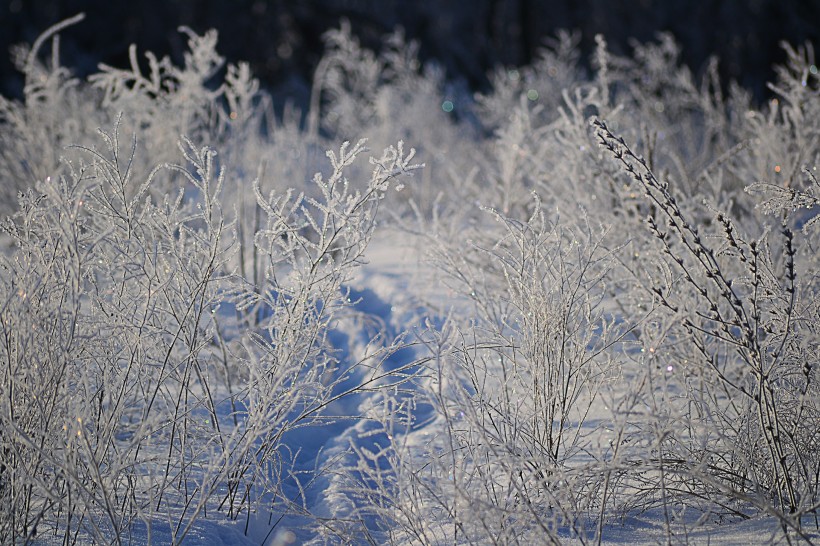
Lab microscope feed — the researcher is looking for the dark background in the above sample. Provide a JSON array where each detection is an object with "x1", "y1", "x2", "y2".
[{"x1": 1, "y1": 0, "x2": 818, "y2": 105}]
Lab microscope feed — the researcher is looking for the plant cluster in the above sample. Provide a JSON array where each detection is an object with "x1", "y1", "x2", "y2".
[{"x1": 0, "y1": 15, "x2": 818, "y2": 545}]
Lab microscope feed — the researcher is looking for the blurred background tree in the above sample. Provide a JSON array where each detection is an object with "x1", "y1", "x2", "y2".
[{"x1": 2, "y1": 0, "x2": 817, "y2": 106}]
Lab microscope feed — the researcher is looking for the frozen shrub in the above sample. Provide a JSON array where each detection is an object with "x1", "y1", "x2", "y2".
[
  {"x1": 729, "y1": 42, "x2": 820, "y2": 223},
  {"x1": 0, "y1": 16, "x2": 272, "y2": 222},
  {"x1": 0, "y1": 14, "x2": 105, "y2": 218},
  {"x1": 347, "y1": 199, "x2": 631, "y2": 543},
  {"x1": 0, "y1": 121, "x2": 232, "y2": 542},
  {"x1": 90, "y1": 26, "x2": 270, "y2": 200},
  {"x1": 309, "y1": 21, "x2": 474, "y2": 218},
  {"x1": 475, "y1": 30, "x2": 583, "y2": 132},
  {"x1": 0, "y1": 113, "x2": 418, "y2": 542},
  {"x1": 596, "y1": 118, "x2": 820, "y2": 538}
]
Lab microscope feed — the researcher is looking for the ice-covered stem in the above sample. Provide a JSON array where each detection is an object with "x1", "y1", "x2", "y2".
[
  {"x1": 594, "y1": 119, "x2": 751, "y2": 346},
  {"x1": 24, "y1": 13, "x2": 85, "y2": 76}
]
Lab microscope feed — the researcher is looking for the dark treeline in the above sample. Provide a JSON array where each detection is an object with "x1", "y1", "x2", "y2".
[{"x1": 2, "y1": 0, "x2": 818, "y2": 104}]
